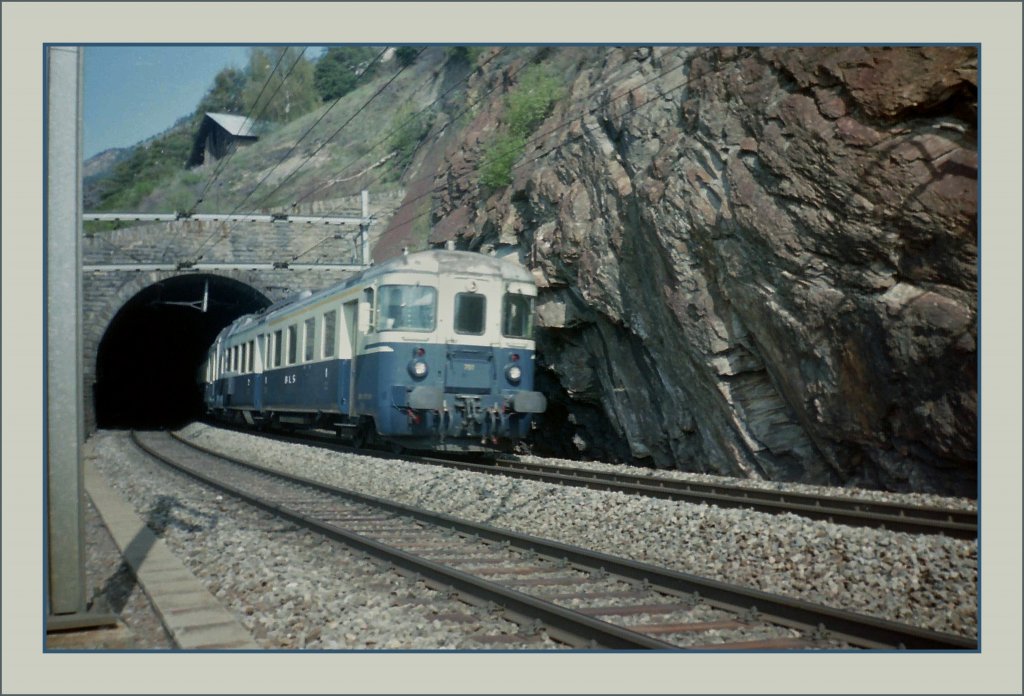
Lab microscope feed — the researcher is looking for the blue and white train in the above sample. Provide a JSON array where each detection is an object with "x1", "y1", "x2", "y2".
[{"x1": 201, "y1": 249, "x2": 546, "y2": 452}]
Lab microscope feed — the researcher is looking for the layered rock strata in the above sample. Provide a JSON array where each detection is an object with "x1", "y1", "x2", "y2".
[{"x1": 427, "y1": 46, "x2": 977, "y2": 494}]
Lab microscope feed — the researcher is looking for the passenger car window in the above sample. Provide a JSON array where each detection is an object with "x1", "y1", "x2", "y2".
[
  {"x1": 378, "y1": 285, "x2": 436, "y2": 331},
  {"x1": 454, "y1": 293, "x2": 486, "y2": 335},
  {"x1": 304, "y1": 318, "x2": 315, "y2": 362},
  {"x1": 322, "y1": 311, "x2": 336, "y2": 358},
  {"x1": 502, "y1": 293, "x2": 534, "y2": 338},
  {"x1": 273, "y1": 330, "x2": 283, "y2": 367},
  {"x1": 287, "y1": 325, "x2": 298, "y2": 365}
]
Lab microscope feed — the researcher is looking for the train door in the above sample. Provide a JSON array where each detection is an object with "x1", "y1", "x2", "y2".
[{"x1": 343, "y1": 300, "x2": 359, "y2": 415}]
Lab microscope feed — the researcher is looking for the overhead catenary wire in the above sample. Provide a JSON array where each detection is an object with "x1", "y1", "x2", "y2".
[
  {"x1": 289, "y1": 46, "x2": 508, "y2": 210},
  {"x1": 286, "y1": 47, "x2": 544, "y2": 264},
  {"x1": 162, "y1": 49, "x2": 300, "y2": 265},
  {"x1": 88, "y1": 47, "x2": 715, "y2": 271},
  {"x1": 312, "y1": 46, "x2": 573, "y2": 218},
  {"x1": 192, "y1": 46, "x2": 708, "y2": 268},
  {"x1": 286, "y1": 47, "x2": 532, "y2": 264},
  {"x1": 306, "y1": 46, "x2": 666, "y2": 226},
  {"x1": 294, "y1": 47, "x2": 696, "y2": 258},
  {"x1": 176, "y1": 45, "x2": 532, "y2": 266},
  {"x1": 236, "y1": 47, "x2": 426, "y2": 222},
  {"x1": 289, "y1": 45, "x2": 668, "y2": 264},
  {"x1": 185, "y1": 47, "x2": 322, "y2": 263},
  {"x1": 193, "y1": 46, "x2": 382, "y2": 236},
  {"x1": 188, "y1": 47, "x2": 401, "y2": 264},
  {"x1": 386, "y1": 54, "x2": 705, "y2": 239},
  {"x1": 188, "y1": 48, "x2": 292, "y2": 213}
]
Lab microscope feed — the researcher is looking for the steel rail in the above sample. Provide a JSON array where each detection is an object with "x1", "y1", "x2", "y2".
[
  {"x1": 495, "y1": 459, "x2": 976, "y2": 524},
  {"x1": 132, "y1": 431, "x2": 676, "y2": 650},
  {"x1": 475, "y1": 459, "x2": 978, "y2": 539},
  {"x1": 163, "y1": 431, "x2": 975, "y2": 651},
  {"x1": 204, "y1": 424, "x2": 977, "y2": 538}
]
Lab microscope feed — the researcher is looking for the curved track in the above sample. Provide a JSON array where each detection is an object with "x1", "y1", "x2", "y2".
[
  {"x1": 478, "y1": 459, "x2": 976, "y2": 540},
  {"x1": 132, "y1": 430, "x2": 975, "y2": 651},
  {"x1": 220, "y1": 424, "x2": 977, "y2": 539}
]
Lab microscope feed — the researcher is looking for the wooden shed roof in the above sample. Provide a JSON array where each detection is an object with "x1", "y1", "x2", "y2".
[{"x1": 204, "y1": 112, "x2": 258, "y2": 138}]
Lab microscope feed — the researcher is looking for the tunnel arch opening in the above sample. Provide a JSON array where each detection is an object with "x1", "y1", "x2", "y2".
[{"x1": 94, "y1": 274, "x2": 271, "y2": 429}]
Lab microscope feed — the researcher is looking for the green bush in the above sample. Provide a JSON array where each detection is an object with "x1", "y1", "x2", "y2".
[
  {"x1": 314, "y1": 46, "x2": 380, "y2": 102},
  {"x1": 387, "y1": 105, "x2": 435, "y2": 171},
  {"x1": 478, "y1": 63, "x2": 565, "y2": 190},
  {"x1": 395, "y1": 46, "x2": 419, "y2": 67},
  {"x1": 479, "y1": 133, "x2": 526, "y2": 189},
  {"x1": 445, "y1": 46, "x2": 486, "y2": 65},
  {"x1": 505, "y1": 64, "x2": 565, "y2": 137}
]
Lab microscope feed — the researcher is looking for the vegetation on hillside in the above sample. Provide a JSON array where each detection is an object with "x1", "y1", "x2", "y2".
[
  {"x1": 246, "y1": 47, "x2": 319, "y2": 124},
  {"x1": 83, "y1": 45, "x2": 538, "y2": 233},
  {"x1": 89, "y1": 47, "x2": 312, "y2": 214},
  {"x1": 479, "y1": 62, "x2": 566, "y2": 189},
  {"x1": 386, "y1": 104, "x2": 436, "y2": 174},
  {"x1": 86, "y1": 119, "x2": 196, "y2": 212},
  {"x1": 313, "y1": 46, "x2": 382, "y2": 102}
]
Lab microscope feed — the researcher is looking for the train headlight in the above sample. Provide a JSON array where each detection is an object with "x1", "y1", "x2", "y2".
[
  {"x1": 408, "y1": 359, "x2": 429, "y2": 379},
  {"x1": 505, "y1": 364, "x2": 522, "y2": 384}
]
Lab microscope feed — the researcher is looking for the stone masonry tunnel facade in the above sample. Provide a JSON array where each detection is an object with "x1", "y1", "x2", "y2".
[{"x1": 83, "y1": 220, "x2": 366, "y2": 433}]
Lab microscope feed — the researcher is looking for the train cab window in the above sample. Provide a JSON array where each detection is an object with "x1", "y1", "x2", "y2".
[
  {"x1": 287, "y1": 325, "x2": 298, "y2": 365},
  {"x1": 322, "y1": 310, "x2": 336, "y2": 358},
  {"x1": 378, "y1": 285, "x2": 436, "y2": 332},
  {"x1": 502, "y1": 293, "x2": 535, "y2": 338},
  {"x1": 454, "y1": 293, "x2": 486, "y2": 335},
  {"x1": 304, "y1": 318, "x2": 315, "y2": 362},
  {"x1": 273, "y1": 330, "x2": 283, "y2": 368}
]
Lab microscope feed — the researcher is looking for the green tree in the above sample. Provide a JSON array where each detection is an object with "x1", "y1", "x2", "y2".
[
  {"x1": 395, "y1": 46, "x2": 419, "y2": 68},
  {"x1": 313, "y1": 46, "x2": 380, "y2": 102},
  {"x1": 194, "y1": 67, "x2": 247, "y2": 118},
  {"x1": 245, "y1": 47, "x2": 318, "y2": 123},
  {"x1": 445, "y1": 46, "x2": 486, "y2": 65}
]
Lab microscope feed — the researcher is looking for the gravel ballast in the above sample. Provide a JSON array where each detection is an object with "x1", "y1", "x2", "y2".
[
  {"x1": 84, "y1": 430, "x2": 562, "y2": 650},
  {"x1": 86, "y1": 424, "x2": 978, "y2": 648}
]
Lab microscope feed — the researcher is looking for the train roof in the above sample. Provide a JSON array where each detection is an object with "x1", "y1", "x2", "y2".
[{"x1": 362, "y1": 249, "x2": 535, "y2": 283}]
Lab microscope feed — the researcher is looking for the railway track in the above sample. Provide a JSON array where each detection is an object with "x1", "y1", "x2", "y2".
[
  {"x1": 475, "y1": 458, "x2": 977, "y2": 540},
  {"x1": 132, "y1": 430, "x2": 974, "y2": 651},
  {"x1": 221, "y1": 425, "x2": 977, "y2": 539}
]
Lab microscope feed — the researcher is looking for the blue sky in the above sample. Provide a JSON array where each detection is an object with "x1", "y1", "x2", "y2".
[{"x1": 83, "y1": 46, "x2": 252, "y2": 158}]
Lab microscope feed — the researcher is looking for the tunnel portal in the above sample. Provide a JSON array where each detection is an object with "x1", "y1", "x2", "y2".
[{"x1": 94, "y1": 274, "x2": 271, "y2": 429}]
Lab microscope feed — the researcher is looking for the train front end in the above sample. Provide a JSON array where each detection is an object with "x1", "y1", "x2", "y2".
[{"x1": 360, "y1": 250, "x2": 546, "y2": 452}]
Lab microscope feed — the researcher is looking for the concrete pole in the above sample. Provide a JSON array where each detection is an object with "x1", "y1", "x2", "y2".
[
  {"x1": 46, "y1": 45, "x2": 87, "y2": 623},
  {"x1": 360, "y1": 189, "x2": 370, "y2": 266}
]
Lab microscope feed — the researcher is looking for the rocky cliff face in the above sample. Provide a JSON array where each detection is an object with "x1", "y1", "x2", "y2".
[{"x1": 414, "y1": 46, "x2": 978, "y2": 494}]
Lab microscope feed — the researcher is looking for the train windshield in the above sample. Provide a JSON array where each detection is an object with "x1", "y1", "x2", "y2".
[
  {"x1": 378, "y1": 285, "x2": 437, "y2": 331},
  {"x1": 454, "y1": 292, "x2": 486, "y2": 335},
  {"x1": 502, "y1": 293, "x2": 534, "y2": 338}
]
